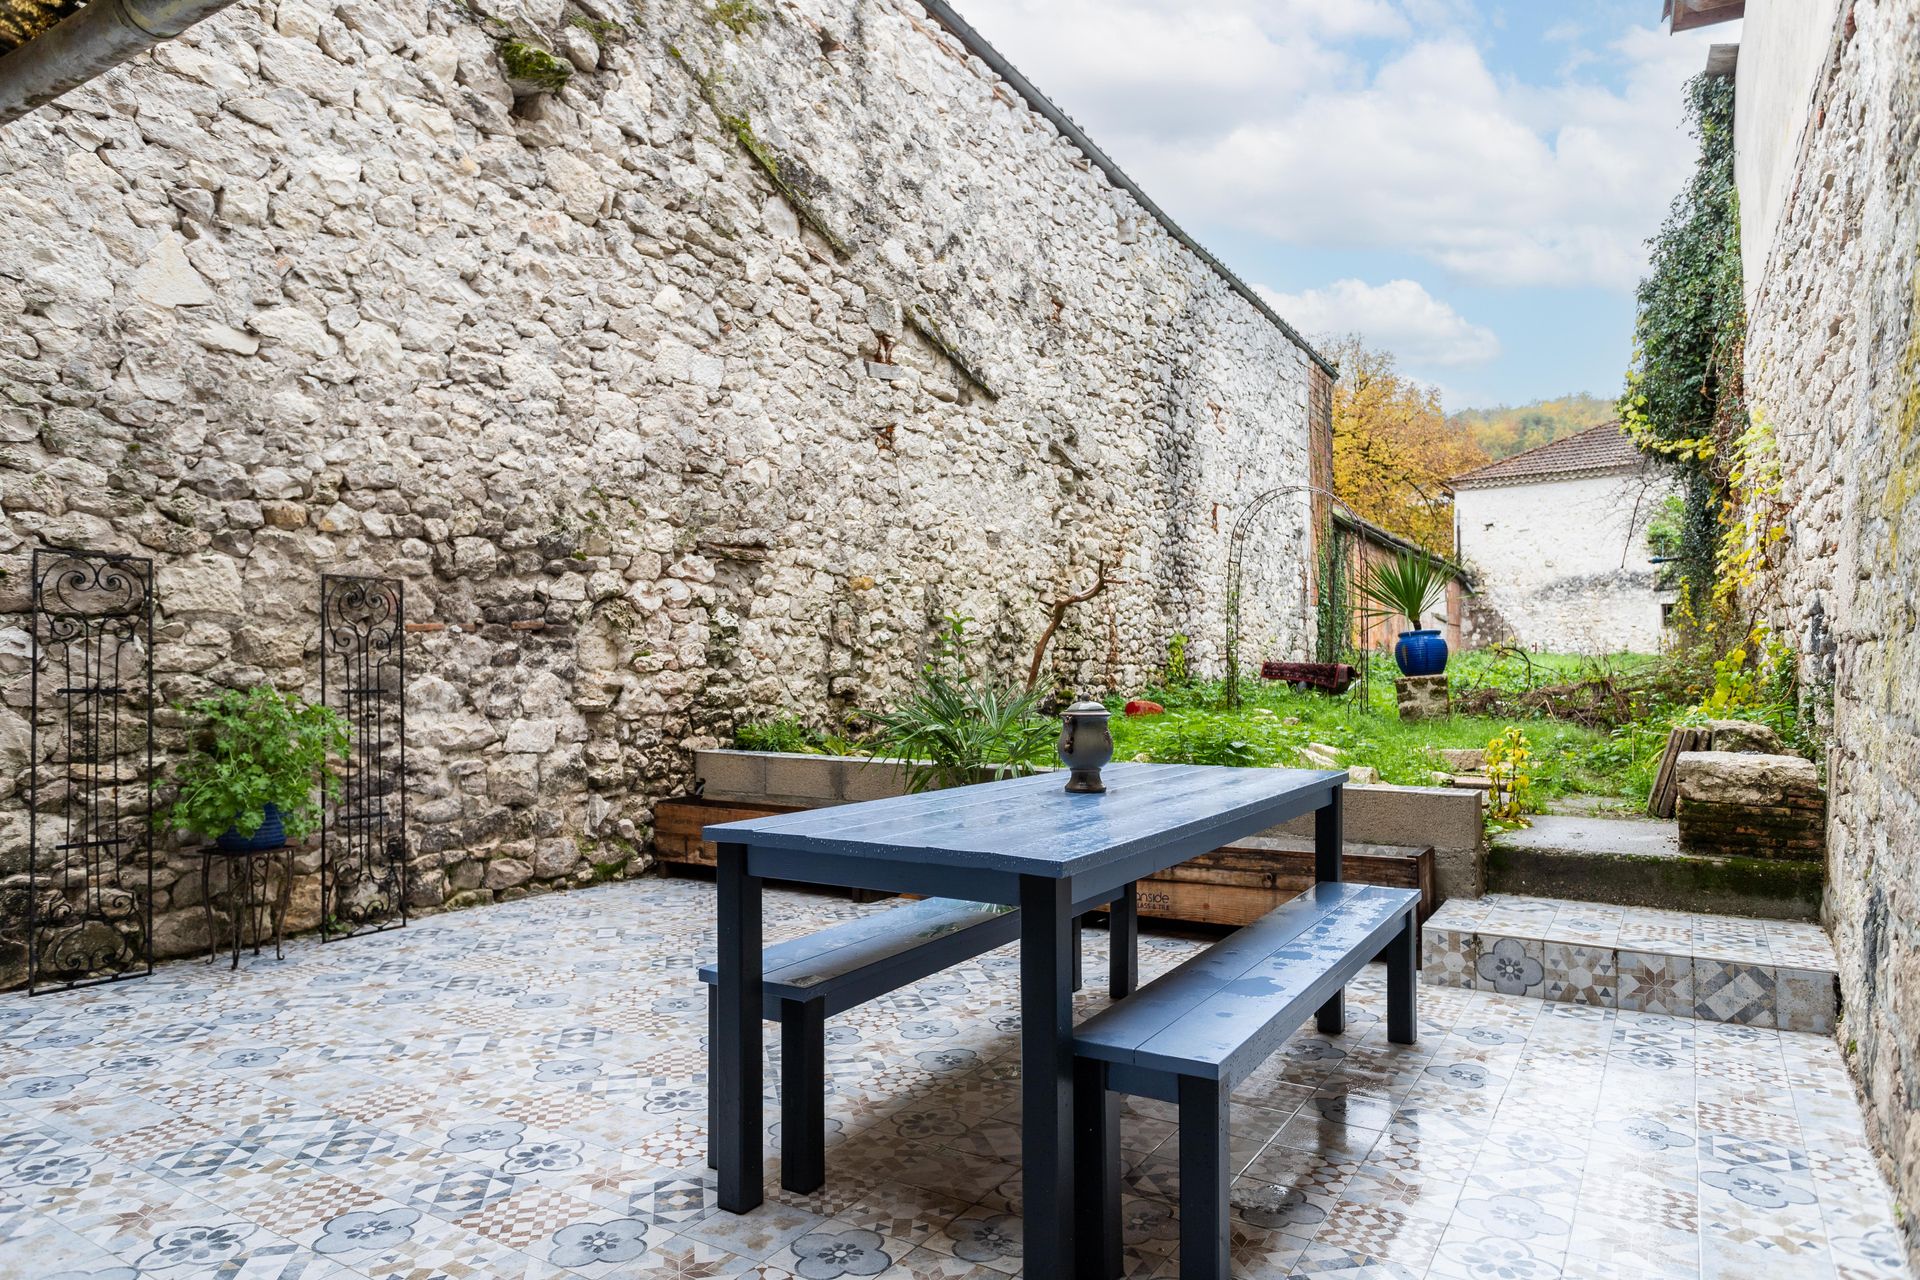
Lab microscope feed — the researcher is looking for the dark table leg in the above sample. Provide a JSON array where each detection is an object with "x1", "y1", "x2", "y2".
[
  {"x1": 1387, "y1": 909, "x2": 1418, "y2": 1045},
  {"x1": 1019, "y1": 875, "x2": 1076, "y2": 1278},
  {"x1": 1108, "y1": 882, "x2": 1138, "y2": 998},
  {"x1": 1315, "y1": 787, "x2": 1346, "y2": 1034},
  {"x1": 715, "y1": 841, "x2": 764, "y2": 1212}
]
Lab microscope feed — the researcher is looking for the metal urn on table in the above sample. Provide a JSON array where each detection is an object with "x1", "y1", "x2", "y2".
[{"x1": 1058, "y1": 701, "x2": 1113, "y2": 793}]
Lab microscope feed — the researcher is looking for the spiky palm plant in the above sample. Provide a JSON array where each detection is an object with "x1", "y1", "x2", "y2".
[
  {"x1": 1356, "y1": 551, "x2": 1451, "y2": 632},
  {"x1": 866, "y1": 672, "x2": 1057, "y2": 793}
]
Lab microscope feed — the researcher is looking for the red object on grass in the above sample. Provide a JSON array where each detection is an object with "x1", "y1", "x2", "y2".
[{"x1": 1123, "y1": 699, "x2": 1165, "y2": 717}]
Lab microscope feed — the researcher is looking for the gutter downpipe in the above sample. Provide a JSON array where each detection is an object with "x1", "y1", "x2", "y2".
[{"x1": 0, "y1": 0, "x2": 245, "y2": 126}]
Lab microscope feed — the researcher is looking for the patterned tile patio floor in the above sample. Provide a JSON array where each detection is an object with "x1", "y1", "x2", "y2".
[{"x1": 0, "y1": 878, "x2": 1908, "y2": 1279}]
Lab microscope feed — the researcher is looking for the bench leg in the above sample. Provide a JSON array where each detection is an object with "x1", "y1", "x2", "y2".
[
  {"x1": 1073, "y1": 1059, "x2": 1121, "y2": 1280},
  {"x1": 1316, "y1": 988, "x2": 1345, "y2": 1035},
  {"x1": 1108, "y1": 882, "x2": 1138, "y2": 999},
  {"x1": 1178, "y1": 1076, "x2": 1231, "y2": 1280},
  {"x1": 1314, "y1": 789, "x2": 1345, "y2": 1035},
  {"x1": 1072, "y1": 915, "x2": 1085, "y2": 993},
  {"x1": 706, "y1": 991, "x2": 718, "y2": 1170},
  {"x1": 1387, "y1": 910, "x2": 1419, "y2": 1045},
  {"x1": 780, "y1": 998, "x2": 828, "y2": 1194}
]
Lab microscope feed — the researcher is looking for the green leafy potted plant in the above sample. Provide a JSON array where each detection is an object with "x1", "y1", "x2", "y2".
[
  {"x1": 160, "y1": 686, "x2": 349, "y2": 850},
  {"x1": 1356, "y1": 551, "x2": 1454, "y2": 677}
]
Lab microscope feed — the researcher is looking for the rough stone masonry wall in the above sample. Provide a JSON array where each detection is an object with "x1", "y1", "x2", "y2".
[
  {"x1": 1743, "y1": 0, "x2": 1920, "y2": 1239},
  {"x1": 0, "y1": 0, "x2": 1321, "y2": 983}
]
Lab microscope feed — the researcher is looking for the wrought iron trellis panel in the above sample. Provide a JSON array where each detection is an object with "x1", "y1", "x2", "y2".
[
  {"x1": 26, "y1": 546, "x2": 155, "y2": 994},
  {"x1": 319, "y1": 575, "x2": 408, "y2": 941}
]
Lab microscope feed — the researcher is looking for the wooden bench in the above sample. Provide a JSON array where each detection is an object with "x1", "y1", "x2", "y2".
[
  {"x1": 699, "y1": 896, "x2": 1024, "y2": 1193},
  {"x1": 1071, "y1": 882, "x2": 1420, "y2": 1280}
]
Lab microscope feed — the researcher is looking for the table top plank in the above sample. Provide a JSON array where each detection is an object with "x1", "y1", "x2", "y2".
[{"x1": 704, "y1": 763, "x2": 1343, "y2": 880}]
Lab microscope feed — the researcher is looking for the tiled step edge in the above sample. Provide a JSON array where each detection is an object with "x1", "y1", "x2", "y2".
[{"x1": 1422, "y1": 926, "x2": 1841, "y2": 1034}]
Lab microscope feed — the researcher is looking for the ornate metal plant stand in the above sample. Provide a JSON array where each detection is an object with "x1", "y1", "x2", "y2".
[{"x1": 197, "y1": 845, "x2": 293, "y2": 971}]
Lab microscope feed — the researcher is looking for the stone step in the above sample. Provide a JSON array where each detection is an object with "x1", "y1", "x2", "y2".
[
  {"x1": 1421, "y1": 892, "x2": 1839, "y2": 1033},
  {"x1": 1485, "y1": 813, "x2": 1823, "y2": 922}
]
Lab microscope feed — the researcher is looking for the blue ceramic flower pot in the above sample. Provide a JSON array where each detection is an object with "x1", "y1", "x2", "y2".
[
  {"x1": 216, "y1": 802, "x2": 284, "y2": 852},
  {"x1": 1393, "y1": 630, "x2": 1449, "y2": 678}
]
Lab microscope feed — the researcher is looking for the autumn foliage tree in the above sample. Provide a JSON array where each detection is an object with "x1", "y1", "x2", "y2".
[{"x1": 1326, "y1": 335, "x2": 1487, "y2": 555}]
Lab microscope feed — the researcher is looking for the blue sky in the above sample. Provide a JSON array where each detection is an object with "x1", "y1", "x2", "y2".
[{"x1": 956, "y1": 0, "x2": 1739, "y2": 412}]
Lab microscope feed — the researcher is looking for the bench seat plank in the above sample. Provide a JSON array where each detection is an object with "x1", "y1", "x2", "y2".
[
  {"x1": 1074, "y1": 883, "x2": 1381, "y2": 1060},
  {"x1": 1076, "y1": 884, "x2": 1418, "y2": 1084},
  {"x1": 699, "y1": 897, "x2": 1020, "y2": 1015}
]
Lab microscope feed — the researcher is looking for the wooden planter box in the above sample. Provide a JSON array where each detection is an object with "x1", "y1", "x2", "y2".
[
  {"x1": 1138, "y1": 836, "x2": 1434, "y2": 927},
  {"x1": 653, "y1": 793, "x2": 1436, "y2": 924}
]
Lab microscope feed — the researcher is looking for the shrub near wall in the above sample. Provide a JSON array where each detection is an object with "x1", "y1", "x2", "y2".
[{"x1": 0, "y1": 0, "x2": 1323, "y2": 980}]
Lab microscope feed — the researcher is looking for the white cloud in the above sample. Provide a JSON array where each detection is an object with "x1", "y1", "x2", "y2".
[
  {"x1": 1258, "y1": 278, "x2": 1500, "y2": 367},
  {"x1": 956, "y1": 1, "x2": 1739, "y2": 291}
]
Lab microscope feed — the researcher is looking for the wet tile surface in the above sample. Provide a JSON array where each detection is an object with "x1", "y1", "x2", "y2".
[{"x1": 0, "y1": 879, "x2": 1905, "y2": 1278}]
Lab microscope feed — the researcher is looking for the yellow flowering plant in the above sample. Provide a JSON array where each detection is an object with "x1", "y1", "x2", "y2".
[{"x1": 1484, "y1": 727, "x2": 1534, "y2": 830}]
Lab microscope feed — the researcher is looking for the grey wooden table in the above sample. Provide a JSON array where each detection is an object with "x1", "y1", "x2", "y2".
[{"x1": 702, "y1": 760, "x2": 1347, "y2": 1278}]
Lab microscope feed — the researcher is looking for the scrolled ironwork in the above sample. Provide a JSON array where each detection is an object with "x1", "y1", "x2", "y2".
[
  {"x1": 319, "y1": 574, "x2": 408, "y2": 940},
  {"x1": 26, "y1": 545, "x2": 155, "y2": 994}
]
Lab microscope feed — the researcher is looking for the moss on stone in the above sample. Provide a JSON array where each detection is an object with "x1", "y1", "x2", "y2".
[
  {"x1": 569, "y1": 15, "x2": 628, "y2": 42},
  {"x1": 498, "y1": 38, "x2": 572, "y2": 94},
  {"x1": 669, "y1": 47, "x2": 854, "y2": 261},
  {"x1": 710, "y1": 0, "x2": 765, "y2": 35}
]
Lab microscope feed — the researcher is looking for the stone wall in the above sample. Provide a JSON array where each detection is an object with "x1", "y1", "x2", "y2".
[
  {"x1": 0, "y1": 0, "x2": 1325, "y2": 985},
  {"x1": 1740, "y1": 0, "x2": 1920, "y2": 1244},
  {"x1": 1452, "y1": 468, "x2": 1674, "y2": 654}
]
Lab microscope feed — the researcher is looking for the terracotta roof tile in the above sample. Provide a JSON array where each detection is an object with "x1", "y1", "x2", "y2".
[{"x1": 1451, "y1": 422, "x2": 1644, "y2": 487}]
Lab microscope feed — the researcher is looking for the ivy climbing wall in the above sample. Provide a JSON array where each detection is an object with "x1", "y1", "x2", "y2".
[
  {"x1": 1743, "y1": 0, "x2": 1920, "y2": 1241},
  {"x1": 0, "y1": 0, "x2": 1324, "y2": 984}
]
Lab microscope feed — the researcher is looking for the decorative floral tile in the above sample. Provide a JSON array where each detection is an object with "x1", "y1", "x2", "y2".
[{"x1": 1474, "y1": 937, "x2": 1545, "y2": 998}]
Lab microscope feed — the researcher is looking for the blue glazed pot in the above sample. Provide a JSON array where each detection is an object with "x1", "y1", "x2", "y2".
[
  {"x1": 1393, "y1": 630, "x2": 1449, "y2": 678},
  {"x1": 216, "y1": 802, "x2": 285, "y2": 852}
]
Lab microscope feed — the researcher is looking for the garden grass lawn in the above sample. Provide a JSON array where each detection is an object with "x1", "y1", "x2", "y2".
[{"x1": 1107, "y1": 651, "x2": 1669, "y2": 807}]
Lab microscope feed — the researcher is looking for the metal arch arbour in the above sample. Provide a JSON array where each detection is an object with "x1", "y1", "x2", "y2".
[{"x1": 1222, "y1": 483, "x2": 1349, "y2": 708}]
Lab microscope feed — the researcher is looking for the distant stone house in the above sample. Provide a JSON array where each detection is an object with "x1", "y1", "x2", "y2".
[{"x1": 1450, "y1": 423, "x2": 1672, "y2": 654}]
